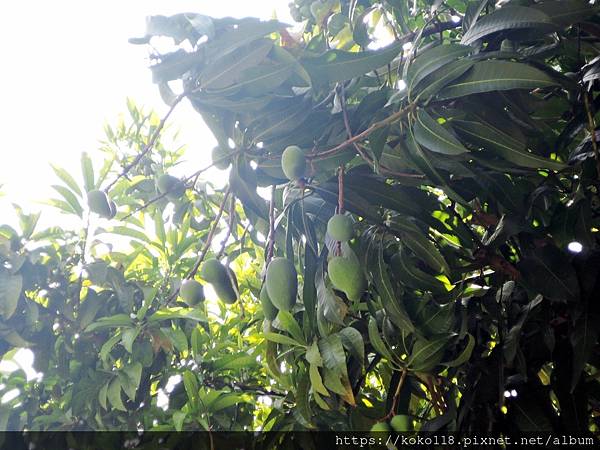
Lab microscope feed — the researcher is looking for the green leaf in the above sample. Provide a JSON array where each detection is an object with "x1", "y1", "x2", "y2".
[
  {"x1": 302, "y1": 42, "x2": 402, "y2": 84},
  {"x1": 406, "y1": 44, "x2": 471, "y2": 98},
  {"x1": 444, "y1": 334, "x2": 475, "y2": 367},
  {"x1": 367, "y1": 243, "x2": 416, "y2": 334},
  {"x1": 368, "y1": 317, "x2": 394, "y2": 362},
  {"x1": 401, "y1": 231, "x2": 450, "y2": 275},
  {"x1": 210, "y1": 392, "x2": 251, "y2": 412},
  {"x1": 306, "y1": 340, "x2": 324, "y2": 367},
  {"x1": 309, "y1": 363, "x2": 329, "y2": 396},
  {"x1": 263, "y1": 332, "x2": 305, "y2": 347},
  {"x1": 121, "y1": 362, "x2": 143, "y2": 400},
  {"x1": 391, "y1": 250, "x2": 447, "y2": 294},
  {"x1": 0, "y1": 272, "x2": 22, "y2": 320},
  {"x1": 106, "y1": 226, "x2": 153, "y2": 244},
  {"x1": 339, "y1": 327, "x2": 365, "y2": 368},
  {"x1": 107, "y1": 377, "x2": 127, "y2": 412},
  {"x1": 183, "y1": 370, "x2": 200, "y2": 411},
  {"x1": 85, "y1": 314, "x2": 133, "y2": 332},
  {"x1": 212, "y1": 353, "x2": 258, "y2": 371},
  {"x1": 461, "y1": 6, "x2": 556, "y2": 45},
  {"x1": 571, "y1": 313, "x2": 600, "y2": 392},
  {"x1": 275, "y1": 310, "x2": 305, "y2": 345},
  {"x1": 518, "y1": 246, "x2": 579, "y2": 303},
  {"x1": 415, "y1": 59, "x2": 475, "y2": 101},
  {"x1": 100, "y1": 333, "x2": 122, "y2": 363},
  {"x1": 452, "y1": 118, "x2": 566, "y2": 170},
  {"x1": 210, "y1": 63, "x2": 293, "y2": 97},
  {"x1": 173, "y1": 410, "x2": 187, "y2": 432},
  {"x1": 413, "y1": 110, "x2": 469, "y2": 156},
  {"x1": 51, "y1": 185, "x2": 83, "y2": 217},
  {"x1": 147, "y1": 307, "x2": 207, "y2": 323},
  {"x1": 531, "y1": 0, "x2": 600, "y2": 27},
  {"x1": 121, "y1": 327, "x2": 141, "y2": 353},
  {"x1": 408, "y1": 335, "x2": 449, "y2": 372},
  {"x1": 51, "y1": 164, "x2": 82, "y2": 197},
  {"x1": 205, "y1": 19, "x2": 283, "y2": 60},
  {"x1": 439, "y1": 60, "x2": 558, "y2": 99},
  {"x1": 201, "y1": 39, "x2": 273, "y2": 89},
  {"x1": 81, "y1": 153, "x2": 95, "y2": 192},
  {"x1": 98, "y1": 382, "x2": 109, "y2": 410},
  {"x1": 404, "y1": 130, "x2": 469, "y2": 205}
]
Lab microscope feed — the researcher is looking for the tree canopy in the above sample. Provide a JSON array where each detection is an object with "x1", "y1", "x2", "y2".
[{"x1": 1, "y1": 0, "x2": 600, "y2": 444}]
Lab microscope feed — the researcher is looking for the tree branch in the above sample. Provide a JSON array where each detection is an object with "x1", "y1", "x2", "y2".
[
  {"x1": 105, "y1": 93, "x2": 187, "y2": 192},
  {"x1": 167, "y1": 187, "x2": 231, "y2": 303}
]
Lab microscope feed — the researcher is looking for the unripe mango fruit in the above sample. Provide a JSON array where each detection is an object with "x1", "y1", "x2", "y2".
[
  {"x1": 157, "y1": 174, "x2": 186, "y2": 200},
  {"x1": 212, "y1": 276, "x2": 238, "y2": 304},
  {"x1": 327, "y1": 214, "x2": 354, "y2": 242},
  {"x1": 281, "y1": 145, "x2": 306, "y2": 180},
  {"x1": 87, "y1": 190, "x2": 112, "y2": 218},
  {"x1": 370, "y1": 422, "x2": 391, "y2": 433},
  {"x1": 212, "y1": 146, "x2": 232, "y2": 170},
  {"x1": 265, "y1": 257, "x2": 298, "y2": 311},
  {"x1": 179, "y1": 279, "x2": 205, "y2": 306},
  {"x1": 328, "y1": 256, "x2": 366, "y2": 301},
  {"x1": 390, "y1": 414, "x2": 412, "y2": 432},
  {"x1": 260, "y1": 284, "x2": 278, "y2": 321},
  {"x1": 201, "y1": 258, "x2": 228, "y2": 283},
  {"x1": 201, "y1": 259, "x2": 238, "y2": 304}
]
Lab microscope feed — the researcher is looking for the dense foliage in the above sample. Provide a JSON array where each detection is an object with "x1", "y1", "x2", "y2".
[{"x1": 1, "y1": 0, "x2": 600, "y2": 441}]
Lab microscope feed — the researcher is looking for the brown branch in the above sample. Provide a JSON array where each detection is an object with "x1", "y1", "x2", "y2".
[
  {"x1": 381, "y1": 369, "x2": 407, "y2": 421},
  {"x1": 105, "y1": 93, "x2": 187, "y2": 192},
  {"x1": 217, "y1": 195, "x2": 236, "y2": 260},
  {"x1": 310, "y1": 102, "x2": 417, "y2": 160},
  {"x1": 334, "y1": 85, "x2": 422, "y2": 180},
  {"x1": 120, "y1": 151, "x2": 240, "y2": 221}
]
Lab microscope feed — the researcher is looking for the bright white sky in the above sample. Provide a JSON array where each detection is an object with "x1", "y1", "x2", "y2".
[
  {"x1": 0, "y1": 0, "x2": 292, "y2": 382},
  {"x1": 0, "y1": 0, "x2": 292, "y2": 227}
]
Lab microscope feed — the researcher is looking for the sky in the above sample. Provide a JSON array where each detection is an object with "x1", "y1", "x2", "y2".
[
  {"x1": 0, "y1": 0, "x2": 292, "y2": 227},
  {"x1": 0, "y1": 0, "x2": 292, "y2": 383}
]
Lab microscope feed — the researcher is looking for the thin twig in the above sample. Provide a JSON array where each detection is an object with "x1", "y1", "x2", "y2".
[
  {"x1": 217, "y1": 195, "x2": 236, "y2": 260},
  {"x1": 167, "y1": 187, "x2": 231, "y2": 303},
  {"x1": 105, "y1": 93, "x2": 187, "y2": 192},
  {"x1": 120, "y1": 151, "x2": 240, "y2": 221},
  {"x1": 311, "y1": 102, "x2": 417, "y2": 160},
  {"x1": 336, "y1": 85, "x2": 422, "y2": 179}
]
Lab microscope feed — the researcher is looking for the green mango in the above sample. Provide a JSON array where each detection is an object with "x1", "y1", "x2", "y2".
[
  {"x1": 328, "y1": 256, "x2": 366, "y2": 301},
  {"x1": 157, "y1": 174, "x2": 186, "y2": 200},
  {"x1": 265, "y1": 257, "x2": 298, "y2": 311},
  {"x1": 201, "y1": 258, "x2": 228, "y2": 283},
  {"x1": 87, "y1": 190, "x2": 112, "y2": 218},
  {"x1": 326, "y1": 214, "x2": 354, "y2": 242},
  {"x1": 260, "y1": 284, "x2": 278, "y2": 320},
  {"x1": 281, "y1": 145, "x2": 306, "y2": 180},
  {"x1": 390, "y1": 414, "x2": 412, "y2": 432},
  {"x1": 179, "y1": 279, "x2": 205, "y2": 306},
  {"x1": 201, "y1": 259, "x2": 238, "y2": 304},
  {"x1": 370, "y1": 421, "x2": 391, "y2": 434}
]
